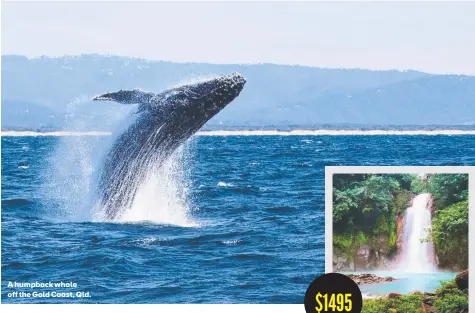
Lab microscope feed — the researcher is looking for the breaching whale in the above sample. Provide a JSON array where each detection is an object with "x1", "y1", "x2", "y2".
[{"x1": 93, "y1": 73, "x2": 246, "y2": 220}]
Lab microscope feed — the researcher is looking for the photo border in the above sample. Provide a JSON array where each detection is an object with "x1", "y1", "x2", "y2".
[{"x1": 325, "y1": 166, "x2": 474, "y2": 302}]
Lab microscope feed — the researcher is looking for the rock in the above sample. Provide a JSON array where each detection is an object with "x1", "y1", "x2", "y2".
[
  {"x1": 396, "y1": 215, "x2": 405, "y2": 251},
  {"x1": 386, "y1": 292, "x2": 401, "y2": 299},
  {"x1": 377, "y1": 234, "x2": 390, "y2": 254},
  {"x1": 357, "y1": 244, "x2": 370, "y2": 258},
  {"x1": 333, "y1": 255, "x2": 355, "y2": 271},
  {"x1": 423, "y1": 296, "x2": 435, "y2": 306},
  {"x1": 456, "y1": 269, "x2": 468, "y2": 290},
  {"x1": 410, "y1": 291, "x2": 422, "y2": 295},
  {"x1": 346, "y1": 273, "x2": 397, "y2": 285},
  {"x1": 427, "y1": 194, "x2": 435, "y2": 216},
  {"x1": 421, "y1": 303, "x2": 436, "y2": 313}
]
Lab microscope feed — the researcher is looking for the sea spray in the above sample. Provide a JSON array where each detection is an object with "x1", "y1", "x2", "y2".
[
  {"x1": 114, "y1": 145, "x2": 198, "y2": 227},
  {"x1": 43, "y1": 98, "x2": 197, "y2": 226},
  {"x1": 42, "y1": 98, "x2": 134, "y2": 221},
  {"x1": 43, "y1": 132, "x2": 99, "y2": 221}
]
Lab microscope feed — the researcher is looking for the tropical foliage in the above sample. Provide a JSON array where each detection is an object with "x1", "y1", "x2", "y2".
[
  {"x1": 419, "y1": 174, "x2": 469, "y2": 269},
  {"x1": 333, "y1": 173, "x2": 468, "y2": 270},
  {"x1": 430, "y1": 200, "x2": 468, "y2": 268},
  {"x1": 333, "y1": 174, "x2": 413, "y2": 263}
]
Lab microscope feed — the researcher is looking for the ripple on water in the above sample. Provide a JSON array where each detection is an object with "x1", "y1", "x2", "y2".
[{"x1": 2, "y1": 135, "x2": 475, "y2": 303}]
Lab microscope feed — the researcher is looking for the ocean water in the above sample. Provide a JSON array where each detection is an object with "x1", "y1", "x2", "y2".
[{"x1": 2, "y1": 135, "x2": 475, "y2": 303}]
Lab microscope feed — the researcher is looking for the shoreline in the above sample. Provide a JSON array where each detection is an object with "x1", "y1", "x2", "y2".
[{"x1": 3, "y1": 129, "x2": 475, "y2": 137}]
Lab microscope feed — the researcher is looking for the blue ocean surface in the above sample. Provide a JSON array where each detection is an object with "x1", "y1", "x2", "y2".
[{"x1": 2, "y1": 135, "x2": 475, "y2": 303}]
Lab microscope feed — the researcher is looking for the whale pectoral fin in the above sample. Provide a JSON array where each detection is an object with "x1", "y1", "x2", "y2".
[{"x1": 93, "y1": 89, "x2": 156, "y2": 105}]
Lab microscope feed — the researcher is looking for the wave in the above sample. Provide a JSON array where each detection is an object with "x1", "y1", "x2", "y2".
[
  {"x1": 217, "y1": 181, "x2": 234, "y2": 187},
  {"x1": 4, "y1": 129, "x2": 475, "y2": 137},
  {"x1": 2, "y1": 198, "x2": 32, "y2": 206},
  {"x1": 221, "y1": 240, "x2": 243, "y2": 245}
]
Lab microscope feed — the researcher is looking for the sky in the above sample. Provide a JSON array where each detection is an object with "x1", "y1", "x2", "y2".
[{"x1": 2, "y1": 1, "x2": 475, "y2": 75}]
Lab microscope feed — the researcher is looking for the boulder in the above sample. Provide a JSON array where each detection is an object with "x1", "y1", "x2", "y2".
[
  {"x1": 347, "y1": 273, "x2": 397, "y2": 285},
  {"x1": 356, "y1": 244, "x2": 370, "y2": 258},
  {"x1": 396, "y1": 215, "x2": 405, "y2": 251},
  {"x1": 421, "y1": 303, "x2": 436, "y2": 313},
  {"x1": 456, "y1": 270, "x2": 468, "y2": 290},
  {"x1": 333, "y1": 255, "x2": 355, "y2": 271},
  {"x1": 386, "y1": 292, "x2": 401, "y2": 299},
  {"x1": 423, "y1": 296, "x2": 435, "y2": 306}
]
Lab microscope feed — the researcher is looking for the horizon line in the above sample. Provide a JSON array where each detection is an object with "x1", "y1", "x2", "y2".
[{"x1": 3, "y1": 53, "x2": 474, "y2": 77}]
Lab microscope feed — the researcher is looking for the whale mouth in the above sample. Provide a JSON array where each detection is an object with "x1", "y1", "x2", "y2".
[
  {"x1": 212, "y1": 72, "x2": 246, "y2": 98},
  {"x1": 222, "y1": 72, "x2": 246, "y2": 93},
  {"x1": 93, "y1": 95, "x2": 113, "y2": 101},
  {"x1": 93, "y1": 91, "x2": 117, "y2": 101},
  {"x1": 229, "y1": 72, "x2": 246, "y2": 85}
]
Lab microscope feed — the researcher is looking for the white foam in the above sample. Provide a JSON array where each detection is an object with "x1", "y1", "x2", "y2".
[
  {"x1": 114, "y1": 148, "x2": 199, "y2": 227},
  {"x1": 217, "y1": 181, "x2": 234, "y2": 187},
  {"x1": 133, "y1": 237, "x2": 160, "y2": 246},
  {"x1": 222, "y1": 240, "x2": 242, "y2": 245},
  {"x1": 5, "y1": 129, "x2": 475, "y2": 137}
]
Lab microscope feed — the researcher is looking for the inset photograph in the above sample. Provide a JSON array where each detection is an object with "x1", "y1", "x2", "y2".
[{"x1": 327, "y1": 167, "x2": 471, "y2": 313}]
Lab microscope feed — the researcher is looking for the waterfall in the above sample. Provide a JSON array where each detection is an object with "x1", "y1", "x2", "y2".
[{"x1": 398, "y1": 193, "x2": 436, "y2": 273}]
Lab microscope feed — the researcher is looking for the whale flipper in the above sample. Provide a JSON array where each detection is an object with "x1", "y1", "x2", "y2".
[{"x1": 93, "y1": 89, "x2": 156, "y2": 105}]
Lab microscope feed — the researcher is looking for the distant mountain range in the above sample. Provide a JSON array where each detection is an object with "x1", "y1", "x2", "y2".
[{"x1": 2, "y1": 54, "x2": 475, "y2": 130}]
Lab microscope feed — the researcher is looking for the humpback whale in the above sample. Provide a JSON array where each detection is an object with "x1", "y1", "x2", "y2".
[{"x1": 93, "y1": 73, "x2": 246, "y2": 220}]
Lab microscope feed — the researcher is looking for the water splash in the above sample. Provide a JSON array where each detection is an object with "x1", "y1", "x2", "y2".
[
  {"x1": 43, "y1": 128, "x2": 102, "y2": 222},
  {"x1": 398, "y1": 193, "x2": 436, "y2": 273},
  {"x1": 43, "y1": 98, "x2": 197, "y2": 226},
  {"x1": 97, "y1": 146, "x2": 198, "y2": 227}
]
